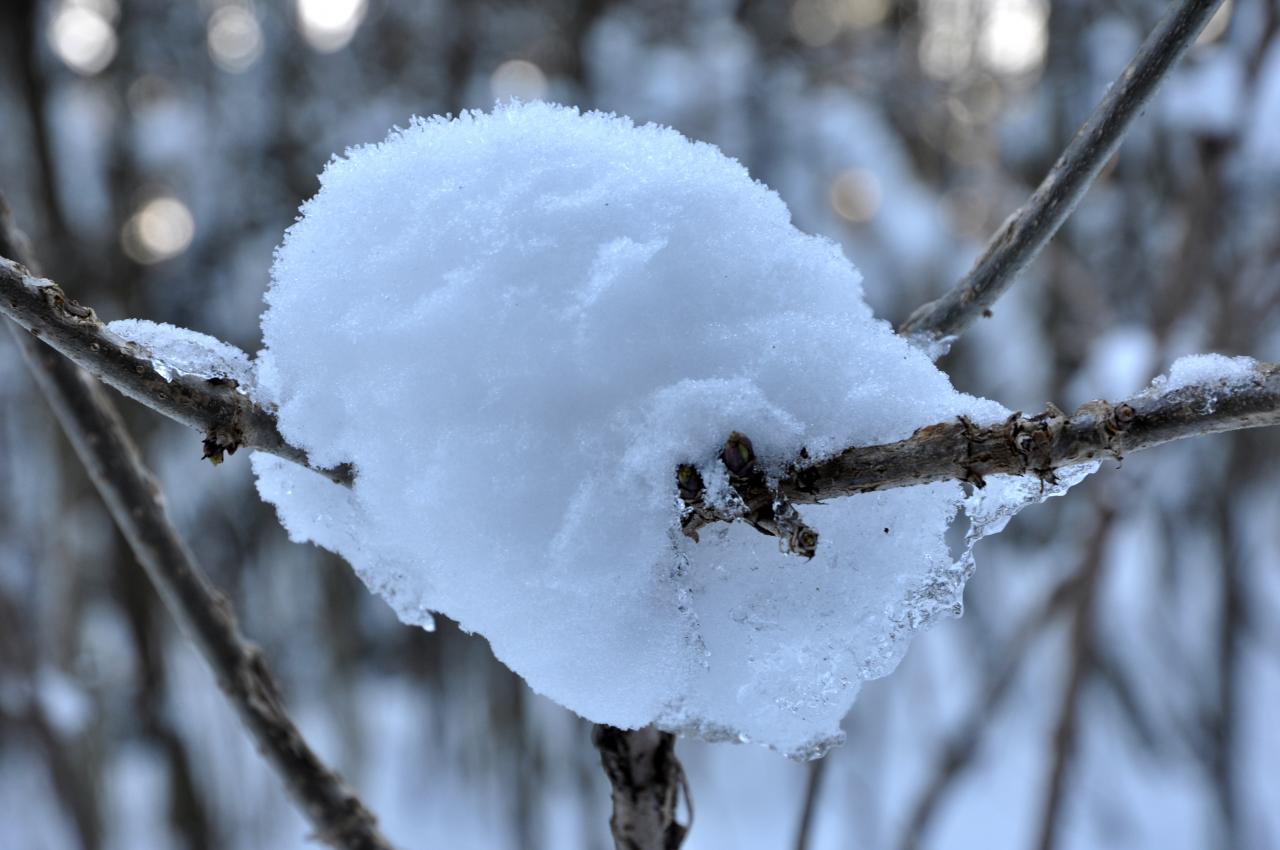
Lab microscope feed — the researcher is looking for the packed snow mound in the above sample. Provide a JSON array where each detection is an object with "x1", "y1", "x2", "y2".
[{"x1": 253, "y1": 102, "x2": 1021, "y2": 757}]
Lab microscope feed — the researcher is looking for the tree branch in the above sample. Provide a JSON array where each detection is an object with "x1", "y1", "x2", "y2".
[
  {"x1": 681, "y1": 362, "x2": 1280, "y2": 546},
  {"x1": 592, "y1": 725, "x2": 690, "y2": 850},
  {"x1": 898, "y1": 0, "x2": 1225, "y2": 345},
  {"x1": 0, "y1": 254, "x2": 351, "y2": 485},
  {"x1": 1, "y1": 202, "x2": 392, "y2": 850}
]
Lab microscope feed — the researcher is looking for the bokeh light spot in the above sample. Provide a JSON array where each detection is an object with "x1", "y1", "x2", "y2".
[
  {"x1": 297, "y1": 0, "x2": 367, "y2": 53},
  {"x1": 48, "y1": 1, "x2": 119, "y2": 76},
  {"x1": 490, "y1": 60, "x2": 549, "y2": 102},
  {"x1": 207, "y1": 6, "x2": 263, "y2": 73},
  {"x1": 122, "y1": 197, "x2": 195, "y2": 264},
  {"x1": 979, "y1": 0, "x2": 1048, "y2": 75},
  {"x1": 1196, "y1": 0, "x2": 1232, "y2": 46},
  {"x1": 830, "y1": 169, "x2": 882, "y2": 224}
]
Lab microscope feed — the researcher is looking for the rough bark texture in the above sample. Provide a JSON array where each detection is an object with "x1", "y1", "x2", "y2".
[
  {"x1": 1, "y1": 203, "x2": 392, "y2": 850},
  {"x1": 682, "y1": 363, "x2": 1280, "y2": 545},
  {"x1": 898, "y1": 0, "x2": 1226, "y2": 344},
  {"x1": 0, "y1": 255, "x2": 351, "y2": 485},
  {"x1": 593, "y1": 725, "x2": 690, "y2": 850}
]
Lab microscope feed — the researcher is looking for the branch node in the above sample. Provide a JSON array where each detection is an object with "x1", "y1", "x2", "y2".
[{"x1": 721, "y1": 431, "x2": 756, "y2": 479}]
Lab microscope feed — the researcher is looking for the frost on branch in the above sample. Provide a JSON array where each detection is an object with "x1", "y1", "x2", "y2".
[
  {"x1": 107, "y1": 318, "x2": 255, "y2": 388},
  {"x1": 250, "y1": 102, "x2": 1082, "y2": 757}
]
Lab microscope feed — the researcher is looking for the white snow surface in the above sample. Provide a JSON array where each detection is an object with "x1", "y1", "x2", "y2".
[
  {"x1": 1149, "y1": 353, "x2": 1259, "y2": 394},
  {"x1": 107, "y1": 318, "x2": 255, "y2": 388},
  {"x1": 252, "y1": 102, "x2": 1041, "y2": 757}
]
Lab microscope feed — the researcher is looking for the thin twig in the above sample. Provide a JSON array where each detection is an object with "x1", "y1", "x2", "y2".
[
  {"x1": 0, "y1": 201, "x2": 393, "y2": 850},
  {"x1": 792, "y1": 757, "x2": 829, "y2": 850},
  {"x1": 0, "y1": 255, "x2": 351, "y2": 485},
  {"x1": 1035, "y1": 509, "x2": 1112, "y2": 850},
  {"x1": 898, "y1": 0, "x2": 1225, "y2": 345},
  {"x1": 592, "y1": 725, "x2": 690, "y2": 850},
  {"x1": 681, "y1": 364, "x2": 1280, "y2": 544}
]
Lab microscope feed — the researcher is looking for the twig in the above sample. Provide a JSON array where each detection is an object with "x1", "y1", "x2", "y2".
[
  {"x1": 592, "y1": 725, "x2": 690, "y2": 850},
  {"x1": 898, "y1": 0, "x2": 1226, "y2": 345},
  {"x1": 792, "y1": 757, "x2": 829, "y2": 850},
  {"x1": 681, "y1": 364, "x2": 1280, "y2": 543},
  {"x1": 0, "y1": 255, "x2": 351, "y2": 485},
  {"x1": 1035, "y1": 509, "x2": 1112, "y2": 850},
  {"x1": 1211, "y1": 452, "x2": 1246, "y2": 847},
  {"x1": 0, "y1": 201, "x2": 393, "y2": 850}
]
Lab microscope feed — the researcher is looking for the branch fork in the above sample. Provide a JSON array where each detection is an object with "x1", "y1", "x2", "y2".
[
  {"x1": 678, "y1": 432, "x2": 819, "y2": 558},
  {"x1": 0, "y1": 256, "x2": 351, "y2": 485}
]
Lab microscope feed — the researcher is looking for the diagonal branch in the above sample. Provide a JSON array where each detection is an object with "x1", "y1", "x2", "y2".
[
  {"x1": 898, "y1": 0, "x2": 1225, "y2": 345},
  {"x1": 681, "y1": 362, "x2": 1280, "y2": 544},
  {"x1": 0, "y1": 255, "x2": 351, "y2": 485},
  {"x1": 1, "y1": 203, "x2": 393, "y2": 850}
]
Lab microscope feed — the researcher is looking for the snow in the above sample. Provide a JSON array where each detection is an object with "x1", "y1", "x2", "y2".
[
  {"x1": 1148, "y1": 353, "x2": 1258, "y2": 394},
  {"x1": 251, "y1": 101, "x2": 1073, "y2": 757},
  {"x1": 107, "y1": 318, "x2": 255, "y2": 388}
]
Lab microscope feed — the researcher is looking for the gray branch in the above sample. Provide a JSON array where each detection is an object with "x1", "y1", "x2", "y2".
[
  {"x1": 681, "y1": 362, "x2": 1280, "y2": 545},
  {"x1": 1, "y1": 203, "x2": 392, "y2": 850},
  {"x1": 898, "y1": 0, "x2": 1225, "y2": 345},
  {"x1": 0, "y1": 255, "x2": 352, "y2": 485}
]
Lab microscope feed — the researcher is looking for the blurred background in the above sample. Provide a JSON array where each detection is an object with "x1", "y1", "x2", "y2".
[{"x1": 2, "y1": 0, "x2": 1280, "y2": 847}]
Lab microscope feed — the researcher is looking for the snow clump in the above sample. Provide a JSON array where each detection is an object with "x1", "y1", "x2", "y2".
[
  {"x1": 1148, "y1": 353, "x2": 1259, "y2": 395},
  {"x1": 108, "y1": 318, "x2": 255, "y2": 388},
  {"x1": 252, "y1": 102, "x2": 1048, "y2": 757}
]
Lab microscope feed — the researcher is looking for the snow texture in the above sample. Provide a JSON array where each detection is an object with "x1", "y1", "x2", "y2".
[
  {"x1": 252, "y1": 102, "x2": 1055, "y2": 757},
  {"x1": 1149, "y1": 353, "x2": 1259, "y2": 395},
  {"x1": 107, "y1": 319, "x2": 255, "y2": 389}
]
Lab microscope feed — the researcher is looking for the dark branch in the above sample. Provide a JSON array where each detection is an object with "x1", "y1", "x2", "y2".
[
  {"x1": 792, "y1": 757, "x2": 828, "y2": 850},
  {"x1": 681, "y1": 362, "x2": 1280, "y2": 545},
  {"x1": 0, "y1": 255, "x2": 352, "y2": 485},
  {"x1": 1, "y1": 202, "x2": 392, "y2": 850},
  {"x1": 899, "y1": 0, "x2": 1226, "y2": 345},
  {"x1": 592, "y1": 725, "x2": 690, "y2": 850}
]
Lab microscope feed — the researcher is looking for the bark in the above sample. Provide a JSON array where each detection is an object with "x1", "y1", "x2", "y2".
[
  {"x1": 592, "y1": 725, "x2": 690, "y2": 850},
  {"x1": 681, "y1": 365, "x2": 1280, "y2": 548},
  {"x1": 0, "y1": 255, "x2": 351, "y2": 485}
]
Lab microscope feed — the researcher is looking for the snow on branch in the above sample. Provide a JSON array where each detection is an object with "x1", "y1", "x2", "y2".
[
  {"x1": 9, "y1": 105, "x2": 1278, "y2": 760},
  {"x1": 0, "y1": 201, "x2": 393, "y2": 850},
  {"x1": 0, "y1": 255, "x2": 351, "y2": 485},
  {"x1": 681, "y1": 361, "x2": 1280, "y2": 548},
  {"x1": 899, "y1": 0, "x2": 1226, "y2": 346}
]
